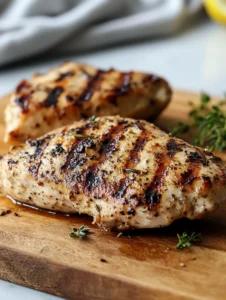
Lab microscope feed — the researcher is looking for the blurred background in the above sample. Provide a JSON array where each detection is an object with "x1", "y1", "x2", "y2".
[{"x1": 0, "y1": 0, "x2": 225, "y2": 98}]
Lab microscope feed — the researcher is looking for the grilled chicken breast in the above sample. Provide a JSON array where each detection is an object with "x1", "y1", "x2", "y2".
[
  {"x1": 1, "y1": 116, "x2": 226, "y2": 230},
  {"x1": 4, "y1": 62, "x2": 171, "y2": 143}
]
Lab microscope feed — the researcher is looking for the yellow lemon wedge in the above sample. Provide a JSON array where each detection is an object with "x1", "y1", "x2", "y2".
[{"x1": 204, "y1": 0, "x2": 226, "y2": 25}]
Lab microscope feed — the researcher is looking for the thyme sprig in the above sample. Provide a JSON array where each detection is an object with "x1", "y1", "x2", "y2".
[
  {"x1": 193, "y1": 106, "x2": 226, "y2": 151},
  {"x1": 170, "y1": 93, "x2": 226, "y2": 151},
  {"x1": 123, "y1": 168, "x2": 140, "y2": 174},
  {"x1": 170, "y1": 122, "x2": 190, "y2": 138},
  {"x1": 69, "y1": 132, "x2": 95, "y2": 139},
  {"x1": 95, "y1": 204, "x2": 100, "y2": 212},
  {"x1": 176, "y1": 232, "x2": 201, "y2": 249},
  {"x1": 89, "y1": 115, "x2": 96, "y2": 122},
  {"x1": 70, "y1": 225, "x2": 90, "y2": 239}
]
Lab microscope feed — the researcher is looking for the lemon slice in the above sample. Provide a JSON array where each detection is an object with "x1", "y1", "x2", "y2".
[{"x1": 204, "y1": 0, "x2": 226, "y2": 25}]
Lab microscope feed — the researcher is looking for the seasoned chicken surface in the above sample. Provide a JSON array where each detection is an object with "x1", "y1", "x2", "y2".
[
  {"x1": 4, "y1": 62, "x2": 172, "y2": 143},
  {"x1": 1, "y1": 116, "x2": 226, "y2": 230}
]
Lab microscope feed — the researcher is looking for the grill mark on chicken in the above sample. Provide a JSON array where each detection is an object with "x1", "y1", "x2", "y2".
[
  {"x1": 107, "y1": 72, "x2": 132, "y2": 105},
  {"x1": 115, "y1": 73, "x2": 131, "y2": 94},
  {"x1": 16, "y1": 80, "x2": 30, "y2": 93},
  {"x1": 179, "y1": 152, "x2": 206, "y2": 188},
  {"x1": 28, "y1": 136, "x2": 52, "y2": 179},
  {"x1": 180, "y1": 168, "x2": 197, "y2": 186},
  {"x1": 64, "y1": 138, "x2": 95, "y2": 170},
  {"x1": 179, "y1": 163, "x2": 201, "y2": 194},
  {"x1": 202, "y1": 175, "x2": 212, "y2": 189},
  {"x1": 143, "y1": 74, "x2": 161, "y2": 85},
  {"x1": 179, "y1": 150, "x2": 209, "y2": 188},
  {"x1": 124, "y1": 123, "x2": 149, "y2": 168},
  {"x1": 74, "y1": 69, "x2": 105, "y2": 104},
  {"x1": 60, "y1": 123, "x2": 97, "y2": 193},
  {"x1": 126, "y1": 134, "x2": 147, "y2": 165},
  {"x1": 59, "y1": 120, "x2": 129, "y2": 198},
  {"x1": 144, "y1": 152, "x2": 167, "y2": 209},
  {"x1": 166, "y1": 138, "x2": 183, "y2": 158},
  {"x1": 203, "y1": 150, "x2": 226, "y2": 183},
  {"x1": 66, "y1": 95, "x2": 74, "y2": 102},
  {"x1": 112, "y1": 122, "x2": 151, "y2": 201},
  {"x1": 99, "y1": 125, "x2": 125, "y2": 156},
  {"x1": 55, "y1": 71, "x2": 74, "y2": 82},
  {"x1": 187, "y1": 150, "x2": 208, "y2": 166},
  {"x1": 44, "y1": 87, "x2": 64, "y2": 107},
  {"x1": 113, "y1": 178, "x2": 130, "y2": 199},
  {"x1": 83, "y1": 122, "x2": 127, "y2": 195},
  {"x1": 84, "y1": 167, "x2": 103, "y2": 193},
  {"x1": 27, "y1": 135, "x2": 54, "y2": 150},
  {"x1": 15, "y1": 94, "x2": 31, "y2": 113},
  {"x1": 62, "y1": 121, "x2": 125, "y2": 195},
  {"x1": 114, "y1": 122, "x2": 150, "y2": 201},
  {"x1": 61, "y1": 125, "x2": 91, "y2": 171},
  {"x1": 144, "y1": 138, "x2": 181, "y2": 209},
  {"x1": 203, "y1": 151, "x2": 226, "y2": 183},
  {"x1": 81, "y1": 68, "x2": 93, "y2": 78}
]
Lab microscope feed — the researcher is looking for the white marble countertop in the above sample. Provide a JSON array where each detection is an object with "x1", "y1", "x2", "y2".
[{"x1": 0, "y1": 17, "x2": 225, "y2": 300}]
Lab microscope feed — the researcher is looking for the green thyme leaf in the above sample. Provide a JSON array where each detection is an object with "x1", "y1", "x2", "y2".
[
  {"x1": 170, "y1": 122, "x2": 190, "y2": 138},
  {"x1": 170, "y1": 92, "x2": 226, "y2": 152},
  {"x1": 95, "y1": 204, "x2": 100, "y2": 212},
  {"x1": 194, "y1": 106, "x2": 226, "y2": 151},
  {"x1": 176, "y1": 232, "x2": 201, "y2": 250},
  {"x1": 69, "y1": 132, "x2": 95, "y2": 139},
  {"x1": 89, "y1": 115, "x2": 96, "y2": 122},
  {"x1": 70, "y1": 225, "x2": 90, "y2": 239},
  {"x1": 200, "y1": 92, "x2": 210, "y2": 109}
]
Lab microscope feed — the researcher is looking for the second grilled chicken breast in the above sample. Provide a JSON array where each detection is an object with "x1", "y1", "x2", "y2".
[
  {"x1": 4, "y1": 62, "x2": 171, "y2": 143},
  {"x1": 1, "y1": 116, "x2": 225, "y2": 230}
]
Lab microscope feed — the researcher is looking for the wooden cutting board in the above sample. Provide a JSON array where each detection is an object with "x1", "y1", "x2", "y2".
[{"x1": 0, "y1": 91, "x2": 226, "y2": 300}]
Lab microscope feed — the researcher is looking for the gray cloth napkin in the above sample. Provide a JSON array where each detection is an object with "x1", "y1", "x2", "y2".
[{"x1": 0, "y1": 0, "x2": 202, "y2": 66}]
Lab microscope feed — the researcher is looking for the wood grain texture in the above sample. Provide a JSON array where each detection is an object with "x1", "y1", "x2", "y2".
[{"x1": 0, "y1": 91, "x2": 226, "y2": 300}]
